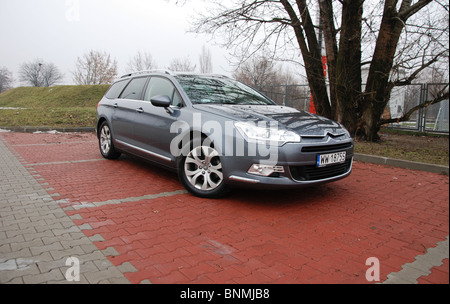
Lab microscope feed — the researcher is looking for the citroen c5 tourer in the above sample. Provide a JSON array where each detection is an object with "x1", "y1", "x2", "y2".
[{"x1": 96, "y1": 70, "x2": 354, "y2": 198}]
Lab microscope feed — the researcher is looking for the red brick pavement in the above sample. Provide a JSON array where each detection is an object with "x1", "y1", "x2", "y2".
[{"x1": 1, "y1": 132, "x2": 448, "y2": 284}]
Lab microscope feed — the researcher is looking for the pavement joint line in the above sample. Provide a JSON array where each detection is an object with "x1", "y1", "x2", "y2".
[
  {"x1": 10, "y1": 141, "x2": 98, "y2": 147},
  {"x1": 382, "y1": 235, "x2": 449, "y2": 284},
  {"x1": 24, "y1": 159, "x2": 106, "y2": 167},
  {"x1": 61, "y1": 189, "x2": 189, "y2": 211}
]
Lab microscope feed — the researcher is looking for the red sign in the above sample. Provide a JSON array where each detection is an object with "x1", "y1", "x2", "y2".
[{"x1": 309, "y1": 56, "x2": 327, "y2": 114}]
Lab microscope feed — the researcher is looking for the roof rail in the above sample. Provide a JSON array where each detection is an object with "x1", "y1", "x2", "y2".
[
  {"x1": 174, "y1": 72, "x2": 229, "y2": 78},
  {"x1": 120, "y1": 69, "x2": 173, "y2": 78}
]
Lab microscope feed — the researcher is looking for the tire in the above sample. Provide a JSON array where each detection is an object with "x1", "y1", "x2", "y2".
[
  {"x1": 98, "y1": 121, "x2": 121, "y2": 160},
  {"x1": 179, "y1": 140, "x2": 230, "y2": 198}
]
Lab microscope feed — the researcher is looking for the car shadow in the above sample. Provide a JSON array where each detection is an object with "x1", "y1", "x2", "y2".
[
  {"x1": 224, "y1": 184, "x2": 344, "y2": 208},
  {"x1": 119, "y1": 154, "x2": 348, "y2": 209}
]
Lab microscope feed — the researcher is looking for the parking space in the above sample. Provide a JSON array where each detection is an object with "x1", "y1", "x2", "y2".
[{"x1": 1, "y1": 131, "x2": 448, "y2": 284}]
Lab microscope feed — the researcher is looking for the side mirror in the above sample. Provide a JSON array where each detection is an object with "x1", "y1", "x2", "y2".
[
  {"x1": 150, "y1": 95, "x2": 171, "y2": 108},
  {"x1": 150, "y1": 95, "x2": 174, "y2": 114}
]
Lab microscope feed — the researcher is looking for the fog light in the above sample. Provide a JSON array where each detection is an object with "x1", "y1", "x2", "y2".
[{"x1": 248, "y1": 164, "x2": 285, "y2": 177}]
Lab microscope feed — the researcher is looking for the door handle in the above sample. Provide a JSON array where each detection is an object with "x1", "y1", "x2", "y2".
[
  {"x1": 113, "y1": 103, "x2": 118, "y2": 108},
  {"x1": 136, "y1": 107, "x2": 144, "y2": 113}
]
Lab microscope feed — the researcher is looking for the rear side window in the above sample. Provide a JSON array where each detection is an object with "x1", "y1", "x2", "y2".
[
  {"x1": 105, "y1": 80, "x2": 128, "y2": 99},
  {"x1": 120, "y1": 77, "x2": 148, "y2": 100}
]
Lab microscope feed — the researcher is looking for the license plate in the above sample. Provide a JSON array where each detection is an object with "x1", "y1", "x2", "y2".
[{"x1": 317, "y1": 151, "x2": 346, "y2": 167}]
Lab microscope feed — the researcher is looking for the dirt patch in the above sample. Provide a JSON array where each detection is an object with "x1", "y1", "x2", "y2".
[{"x1": 355, "y1": 131, "x2": 449, "y2": 166}]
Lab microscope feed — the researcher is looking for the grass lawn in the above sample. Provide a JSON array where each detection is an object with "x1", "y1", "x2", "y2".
[
  {"x1": 0, "y1": 107, "x2": 97, "y2": 128},
  {"x1": 354, "y1": 129, "x2": 449, "y2": 166},
  {"x1": 0, "y1": 85, "x2": 108, "y2": 128}
]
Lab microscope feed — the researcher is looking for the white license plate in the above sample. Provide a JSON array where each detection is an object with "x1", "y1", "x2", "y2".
[{"x1": 317, "y1": 151, "x2": 346, "y2": 167}]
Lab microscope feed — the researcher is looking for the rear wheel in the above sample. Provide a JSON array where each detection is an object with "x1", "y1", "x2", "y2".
[
  {"x1": 98, "y1": 121, "x2": 121, "y2": 159},
  {"x1": 179, "y1": 142, "x2": 230, "y2": 198}
]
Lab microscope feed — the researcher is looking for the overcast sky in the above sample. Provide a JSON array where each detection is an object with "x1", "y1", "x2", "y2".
[{"x1": 0, "y1": 0, "x2": 233, "y2": 86}]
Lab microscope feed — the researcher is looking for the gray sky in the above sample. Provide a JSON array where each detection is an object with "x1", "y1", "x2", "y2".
[{"x1": 0, "y1": 0, "x2": 232, "y2": 86}]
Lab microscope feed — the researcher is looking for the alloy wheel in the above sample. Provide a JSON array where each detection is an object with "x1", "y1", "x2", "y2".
[
  {"x1": 184, "y1": 146, "x2": 224, "y2": 191},
  {"x1": 100, "y1": 124, "x2": 112, "y2": 155}
]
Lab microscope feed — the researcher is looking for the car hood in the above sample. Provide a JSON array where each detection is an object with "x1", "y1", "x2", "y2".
[{"x1": 192, "y1": 104, "x2": 347, "y2": 137}]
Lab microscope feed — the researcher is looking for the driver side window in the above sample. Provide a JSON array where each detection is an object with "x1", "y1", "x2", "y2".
[{"x1": 144, "y1": 77, "x2": 182, "y2": 107}]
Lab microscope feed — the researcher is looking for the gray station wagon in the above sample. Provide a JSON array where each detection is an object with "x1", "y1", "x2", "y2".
[{"x1": 96, "y1": 70, "x2": 353, "y2": 198}]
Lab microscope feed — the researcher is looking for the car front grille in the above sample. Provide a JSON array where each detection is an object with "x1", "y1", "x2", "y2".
[
  {"x1": 301, "y1": 142, "x2": 353, "y2": 153},
  {"x1": 290, "y1": 159, "x2": 352, "y2": 181}
]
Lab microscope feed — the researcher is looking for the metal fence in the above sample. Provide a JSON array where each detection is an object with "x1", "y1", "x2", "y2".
[
  {"x1": 255, "y1": 83, "x2": 449, "y2": 134},
  {"x1": 386, "y1": 83, "x2": 449, "y2": 133},
  {"x1": 255, "y1": 84, "x2": 312, "y2": 111}
]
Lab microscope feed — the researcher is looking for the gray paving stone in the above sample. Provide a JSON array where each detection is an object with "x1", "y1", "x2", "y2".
[
  {"x1": 116, "y1": 262, "x2": 138, "y2": 273},
  {"x1": 23, "y1": 268, "x2": 65, "y2": 284},
  {"x1": 0, "y1": 136, "x2": 130, "y2": 284},
  {"x1": 383, "y1": 236, "x2": 449, "y2": 284},
  {"x1": 84, "y1": 267, "x2": 124, "y2": 284}
]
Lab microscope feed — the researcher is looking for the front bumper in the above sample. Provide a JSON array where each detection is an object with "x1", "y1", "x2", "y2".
[{"x1": 221, "y1": 138, "x2": 354, "y2": 189}]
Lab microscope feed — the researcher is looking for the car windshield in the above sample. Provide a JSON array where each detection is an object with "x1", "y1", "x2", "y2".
[{"x1": 174, "y1": 75, "x2": 275, "y2": 106}]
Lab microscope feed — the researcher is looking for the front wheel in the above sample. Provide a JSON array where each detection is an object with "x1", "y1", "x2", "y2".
[
  {"x1": 179, "y1": 144, "x2": 230, "y2": 198},
  {"x1": 98, "y1": 121, "x2": 121, "y2": 160}
]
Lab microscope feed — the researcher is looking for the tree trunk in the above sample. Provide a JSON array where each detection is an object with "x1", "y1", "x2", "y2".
[
  {"x1": 360, "y1": 5, "x2": 404, "y2": 140},
  {"x1": 333, "y1": 0, "x2": 363, "y2": 135}
]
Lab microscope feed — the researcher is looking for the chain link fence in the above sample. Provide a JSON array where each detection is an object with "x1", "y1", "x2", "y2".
[{"x1": 255, "y1": 83, "x2": 449, "y2": 134}]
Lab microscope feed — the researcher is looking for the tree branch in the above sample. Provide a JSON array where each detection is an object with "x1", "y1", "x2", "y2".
[
  {"x1": 398, "y1": 0, "x2": 432, "y2": 21},
  {"x1": 378, "y1": 86, "x2": 449, "y2": 125},
  {"x1": 391, "y1": 51, "x2": 445, "y2": 87}
]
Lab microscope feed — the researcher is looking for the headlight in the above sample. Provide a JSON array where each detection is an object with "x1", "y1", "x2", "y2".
[{"x1": 235, "y1": 121, "x2": 301, "y2": 146}]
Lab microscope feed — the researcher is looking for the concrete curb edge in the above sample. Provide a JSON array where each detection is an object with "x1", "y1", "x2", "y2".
[
  {"x1": 354, "y1": 153, "x2": 449, "y2": 176},
  {"x1": 0, "y1": 126, "x2": 95, "y2": 133}
]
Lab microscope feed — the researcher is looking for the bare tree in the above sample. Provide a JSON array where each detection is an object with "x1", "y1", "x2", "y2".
[
  {"x1": 190, "y1": 0, "x2": 449, "y2": 141},
  {"x1": 199, "y1": 45, "x2": 213, "y2": 73},
  {"x1": 168, "y1": 56, "x2": 197, "y2": 72},
  {"x1": 234, "y1": 54, "x2": 306, "y2": 109},
  {"x1": 0, "y1": 67, "x2": 14, "y2": 93},
  {"x1": 126, "y1": 51, "x2": 157, "y2": 73},
  {"x1": 19, "y1": 59, "x2": 63, "y2": 87},
  {"x1": 73, "y1": 50, "x2": 118, "y2": 85},
  {"x1": 233, "y1": 55, "x2": 277, "y2": 87}
]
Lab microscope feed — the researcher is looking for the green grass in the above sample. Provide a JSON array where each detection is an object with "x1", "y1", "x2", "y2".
[
  {"x1": 0, "y1": 85, "x2": 108, "y2": 128},
  {"x1": 0, "y1": 107, "x2": 98, "y2": 128}
]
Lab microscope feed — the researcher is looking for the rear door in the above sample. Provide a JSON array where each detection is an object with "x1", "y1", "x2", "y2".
[
  {"x1": 112, "y1": 76, "x2": 149, "y2": 147},
  {"x1": 104, "y1": 79, "x2": 128, "y2": 140}
]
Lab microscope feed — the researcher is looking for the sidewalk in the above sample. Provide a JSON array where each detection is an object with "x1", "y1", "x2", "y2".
[{"x1": 0, "y1": 136, "x2": 131, "y2": 283}]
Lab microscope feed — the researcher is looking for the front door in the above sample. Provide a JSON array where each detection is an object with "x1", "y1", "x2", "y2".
[{"x1": 133, "y1": 76, "x2": 183, "y2": 163}]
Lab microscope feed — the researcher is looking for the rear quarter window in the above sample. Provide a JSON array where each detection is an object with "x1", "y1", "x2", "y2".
[
  {"x1": 119, "y1": 77, "x2": 148, "y2": 100},
  {"x1": 105, "y1": 80, "x2": 129, "y2": 99}
]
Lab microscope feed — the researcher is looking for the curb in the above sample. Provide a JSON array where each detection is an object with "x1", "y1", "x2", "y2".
[{"x1": 354, "y1": 153, "x2": 449, "y2": 176}]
